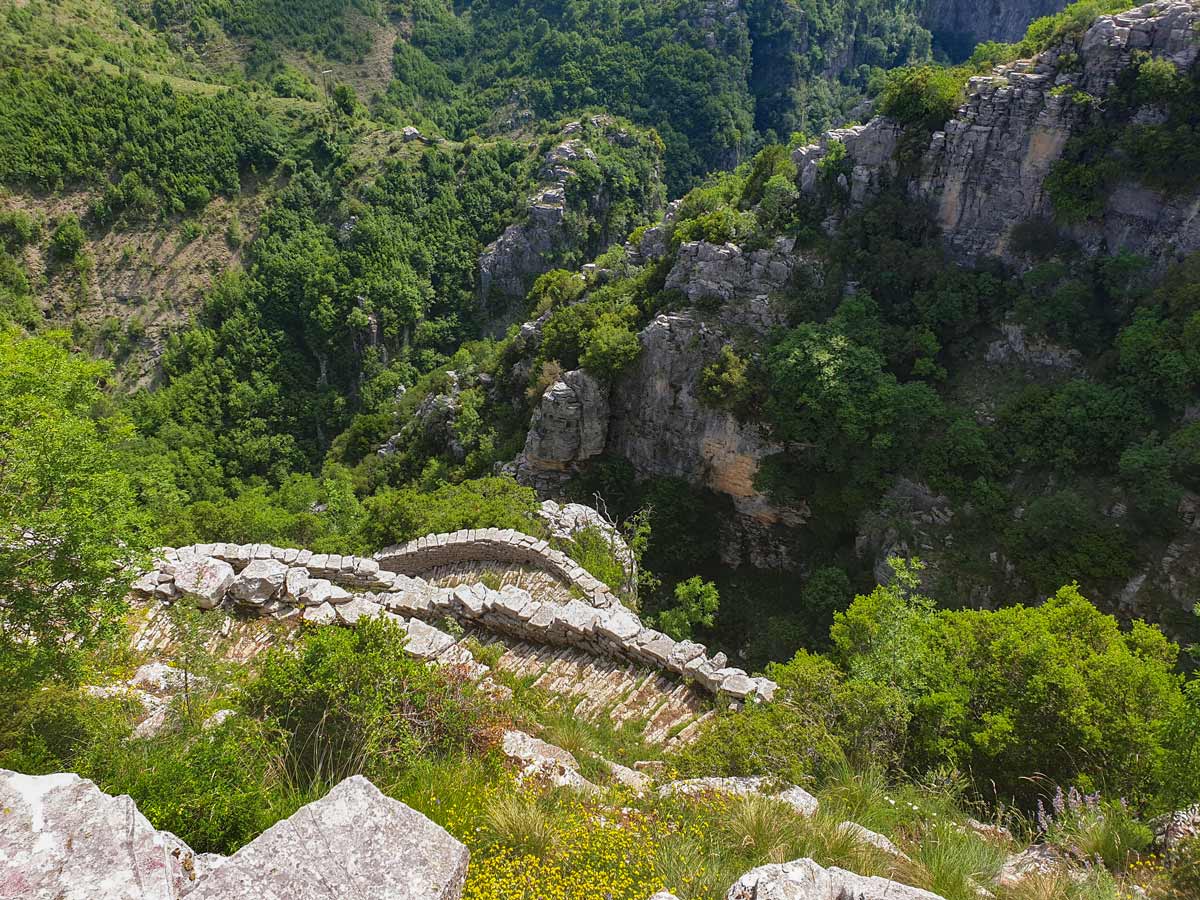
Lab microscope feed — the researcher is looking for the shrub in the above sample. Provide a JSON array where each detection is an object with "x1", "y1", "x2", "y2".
[
  {"x1": 876, "y1": 66, "x2": 964, "y2": 129},
  {"x1": 479, "y1": 790, "x2": 557, "y2": 858},
  {"x1": 580, "y1": 314, "x2": 641, "y2": 378},
  {"x1": 699, "y1": 346, "x2": 757, "y2": 413},
  {"x1": 675, "y1": 650, "x2": 910, "y2": 784},
  {"x1": 1039, "y1": 787, "x2": 1152, "y2": 869},
  {"x1": 357, "y1": 476, "x2": 543, "y2": 548},
  {"x1": 657, "y1": 576, "x2": 720, "y2": 640},
  {"x1": 898, "y1": 820, "x2": 1008, "y2": 900},
  {"x1": 836, "y1": 576, "x2": 1192, "y2": 808},
  {"x1": 49, "y1": 215, "x2": 86, "y2": 260},
  {"x1": 240, "y1": 617, "x2": 503, "y2": 793}
]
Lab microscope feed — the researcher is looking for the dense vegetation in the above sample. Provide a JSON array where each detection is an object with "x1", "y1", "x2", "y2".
[{"x1": 2, "y1": 1, "x2": 1200, "y2": 897}]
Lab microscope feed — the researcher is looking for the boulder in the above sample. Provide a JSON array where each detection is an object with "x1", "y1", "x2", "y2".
[
  {"x1": 1155, "y1": 804, "x2": 1200, "y2": 850},
  {"x1": 725, "y1": 857, "x2": 945, "y2": 900},
  {"x1": 776, "y1": 786, "x2": 819, "y2": 817},
  {"x1": 658, "y1": 776, "x2": 770, "y2": 800},
  {"x1": 188, "y1": 776, "x2": 469, "y2": 900},
  {"x1": 500, "y1": 730, "x2": 599, "y2": 795},
  {"x1": 0, "y1": 768, "x2": 199, "y2": 900},
  {"x1": 229, "y1": 559, "x2": 288, "y2": 605},
  {"x1": 336, "y1": 596, "x2": 382, "y2": 625},
  {"x1": 283, "y1": 567, "x2": 310, "y2": 604},
  {"x1": 172, "y1": 556, "x2": 235, "y2": 609},
  {"x1": 996, "y1": 844, "x2": 1073, "y2": 888},
  {"x1": 301, "y1": 602, "x2": 337, "y2": 626},
  {"x1": 837, "y1": 821, "x2": 910, "y2": 861},
  {"x1": 523, "y1": 369, "x2": 610, "y2": 471}
]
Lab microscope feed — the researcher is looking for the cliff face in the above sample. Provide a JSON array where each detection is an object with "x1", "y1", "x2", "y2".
[
  {"x1": 794, "y1": 1, "x2": 1200, "y2": 267},
  {"x1": 477, "y1": 118, "x2": 665, "y2": 326},
  {"x1": 921, "y1": 0, "x2": 1066, "y2": 57},
  {"x1": 508, "y1": 1, "x2": 1200, "y2": 586}
]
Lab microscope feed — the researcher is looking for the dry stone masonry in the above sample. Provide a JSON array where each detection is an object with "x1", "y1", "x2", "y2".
[{"x1": 131, "y1": 529, "x2": 777, "y2": 705}]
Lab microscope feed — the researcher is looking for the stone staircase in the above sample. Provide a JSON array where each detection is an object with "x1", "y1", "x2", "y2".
[{"x1": 130, "y1": 531, "x2": 777, "y2": 748}]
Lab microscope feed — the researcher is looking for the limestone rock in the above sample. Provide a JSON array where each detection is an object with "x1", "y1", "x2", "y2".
[
  {"x1": 172, "y1": 556, "x2": 235, "y2": 609},
  {"x1": 607, "y1": 313, "x2": 805, "y2": 542},
  {"x1": 664, "y1": 239, "x2": 797, "y2": 330},
  {"x1": 301, "y1": 602, "x2": 337, "y2": 625},
  {"x1": 996, "y1": 844, "x2": 1073, "y2": 888},
  {"x1": 501, "y1": 730, "x2": 599, "y2": 794},
  {"x1": 606, "y1": 760, "x2": 651, "y2": 792},
  {"x1": 725, "y1": 857, "x2": 945, "y2": 900},
  {"x1": 838, "y1": 821, "x2": 910, "y2": 861},
  {"x1": 336, "y1": 596, "x2": 382, "y2": 625},
  {"x1": 794, "y1": 2, "x2": 1200, "y2": 267},
  {"x1": 776, "y1": 786, "x2": 819, "y2": 817},
  {"x1": 921, "y1": 0, "x2": 1066, "y2": 50},
  {"x1": 1155, "y1": 804, "x2": 1200, "y2": 849},
  {"x1": 659, "y1": 776, "x2": 771, "y2": 800},
  {"x1": 523, "y1": 369, "x2": 610, "y2": 471},
  {"x1": 188, "y1": 776, "x2": 469, "y2": 900},
  {"x1": 283, "y1": 567, "x2": 310, "y2": 603},
  {"x1": 229, "y1": 559, "x2": 288, "y2": 605},
  {"x1": 0, "y1": 768, "x2": 199, "y2": 900}
]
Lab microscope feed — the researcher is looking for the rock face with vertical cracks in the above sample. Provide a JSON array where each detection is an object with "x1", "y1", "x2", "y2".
[{"x1": 793, "y1": 1, "x2": 1200, "y2": 267}]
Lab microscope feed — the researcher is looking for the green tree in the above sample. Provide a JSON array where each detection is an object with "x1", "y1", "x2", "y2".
[
  {"x1": 657, "y1": 576, "x2": 719, "y2": 640},
  {"x1": 49, "y1": 215, "x2": 86, "y2": 261},
  {"x1": 0, "y1": 331, "x2": 149, "y2": 681}
]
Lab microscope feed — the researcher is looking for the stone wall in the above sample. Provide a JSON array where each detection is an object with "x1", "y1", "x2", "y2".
[
  {"x1": 376, "y1": 527, "x2": 622, "y2": 609},
  {"x1": 133, "y1": 531, "x2": 777, "y2": 704}
]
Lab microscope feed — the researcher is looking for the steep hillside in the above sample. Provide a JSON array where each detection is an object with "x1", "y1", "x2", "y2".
[{"x1": 375, "y1": 0, "x2": 1200, "y2": 657}]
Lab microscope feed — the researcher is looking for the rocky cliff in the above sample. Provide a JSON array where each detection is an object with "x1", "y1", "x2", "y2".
[
  {"x1": 478, "y1": 117, "x2": 666, "y2": 325},
  {"x1": 921, "y1": 0, "x2": 1067, "y2": 56},
  {"x1": 507, "y1": 1, "x2": 1200, "y2": 590},
  {"x1": 794, "y1": 1, "x2": 1200, "y2": 267}
]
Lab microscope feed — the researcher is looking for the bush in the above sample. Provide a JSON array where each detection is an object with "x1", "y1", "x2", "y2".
[
  {"x1": 676, "y1": 650, "x2": 910, "y2": 784},
  {"x1": 579, "y1": 314, "x2": 641, "y2": 378},
  {"x1": 241, "y1": 618, "x2": 503, "y2": 793},
  {"x1": 657, "y1": 576, "x2": 720, "y2": 640},
  {"x1": 49, "y1": 215, "x2": 86, "y2": 261},
  {"x1": 835, "y1": 576, "x2": 1193, "y2": 809},
  {"x1": 357, "y1": 476, "x2": 543, "y2": 548},
  {"x1": 876, "y1": 66, "x2": 964, "y2": 129}
]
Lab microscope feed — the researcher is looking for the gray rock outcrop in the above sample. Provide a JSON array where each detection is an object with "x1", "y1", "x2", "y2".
[
  {"x1": 609, "y1": 313, "x2": 805, "y2": 531},
  {"x1": 665, "y1": 239, "x2": 798, "y2": 330},
  {"x1": 171, "y1": 556, "x2": 235, "y2": 609},
  {"x1": 500, "y1": 730, "x2": 599, "y2": 794},
  {"x1": 0, "y1": 769, "x2": 201, "y2": 900},
  {"x1": 189, "y1": 776, "x2": 468, "y2": 900},
  {"x1": 523, "y1": 369, "x2": 610, "y2": 471},
  {"x1": 658, "y1": 777, "x2": 819, "y2": 816},
  {"x1": 921, "y1": 0, "x2": 1067, "y2": 53},
  {"x1": 478, "y1": 120, "x2": 664, "y2": 318},
  {"x1": 726, "y1": 857, "x2": 945, "y2": 900},
  {"x1": 794, "y1": 1, "x2": 1200, "y2": 267}
]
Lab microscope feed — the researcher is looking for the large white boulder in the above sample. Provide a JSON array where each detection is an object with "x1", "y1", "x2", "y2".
[
  {"x1": 188, "y1": 776, "x2": 468, "y2": 899},
  {"x1": 0, "y1": 768, "x2": 199, "y2": 899},
  {"x1": 229, "y1": 559, "x2": 288, "y2": 605},
  {"x1": 172, "y1": 557, "x2": 235, "y2": 609},
  {"x1": 726, "y1": 857, "x2": 945, "y2": 900}
]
